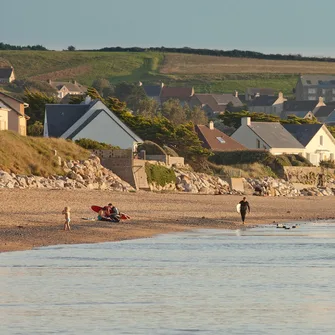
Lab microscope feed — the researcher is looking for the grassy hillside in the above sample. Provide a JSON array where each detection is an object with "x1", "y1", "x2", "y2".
[
  {"x1": 2, "y1": 50, "x2": 335, "y2": 95},
  {"x1": 0, "y1": 131, "x2": 89, "y2": 176}
]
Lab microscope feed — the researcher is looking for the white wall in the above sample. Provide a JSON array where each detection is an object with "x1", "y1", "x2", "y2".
[
  {"x1": 269, "y1": 148, "x2": 305, "y2": 155},
  {"x1": 72, "y1": 111, "x2": 136, "y2": 150},
  {"x1": 0, "y1": 109, "x2": 8, "y2": 130},
  {"x1": 305, "y1": 126, "x2": 335, "y2": 165}
]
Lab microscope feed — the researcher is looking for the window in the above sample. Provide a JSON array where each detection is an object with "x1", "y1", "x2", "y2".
[
  {"x1": 308, "y1": 96, "x2": 316, "y2": 100},
  {"x1": 320, "y1": 135, "x2": 323, "y2": 146},
  {"x1": 216, "y1": 137, "x2": 225, "y2": 144},
  {"x1": 306, "y1": 80, "x2": 312, "y2": 84},
  {"x1": 308, "y1": 88, "x2": 316, "y2": 94},
  {"x1": 257, "y1": 139, "x2": 261, "y2": 148}
]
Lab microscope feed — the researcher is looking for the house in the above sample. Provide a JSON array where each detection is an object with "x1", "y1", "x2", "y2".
[
  {"x1": 280, "y1": 110, "x2": 314, "y2": 120},
  {"x1": 282, "y1": 98, "x2": 325, "y2": 118},
  {"x1": 140, "y1": 82, "x2": 163, "y2": 103},
  {"x1": 160, "y1": 86, "x2": 194, "y2": 105},
  {"x1": 247, "y1": 92, "x2": 287, "y2": 116},
  {"x1": 314, "y1": 106, "x2": 335, "y2": 123},
  {"x1": 0, "y1": 92, "x2": 29, "y2": 135},
  {"x1": 44, "y1": 98, "x2": 143, "y2": 151},
  {"x1": 189, "y1": 93, "x2": 244, "y2": 117},
  {"x1": 245, "y1": 88, "x2": 275, "y2": 101},
  {"x1": 195, "y1": 121, "x2": 246, "y2": 152},
  {"x1": 295, "y1": 75, "x2": 335, "y2": 102},
  {"x1": 0, "y1": 66, "x2": 15, "y2": 84},
  {"x1": 231, "y1": 117, "x2": 305, "y2": 155},
  {"x1": 47, "y1": 79, "x2": 87, "y2": 99},
  {"x1": 283, "y1": 124, "x2": 335, "y2": 165}
]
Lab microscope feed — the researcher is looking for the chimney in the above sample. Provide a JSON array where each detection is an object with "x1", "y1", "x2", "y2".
[
  {"x1": 241, "y1": 117, "x2": 251, "y2": 127},
  {"x1": 47, "y1": 79, "x2": 52, "y2": 84},
  {"x1": 161, "y1": 82, "x2": 164, "y2": 88},
  {"x1": 278, "y1": 91, "x2": 283, "y2": 99},
  {"x1": 234, "y1": 90, "x2": 238, "y2": 97},
  {"x1": 319, "y1": 96, "x2": 324, "y2": 104},
  {"x1": 138, "y1": 81, "x2": 143, "y2": 86},
  {"x1": 209, "y1": 121, "x2": 214, "y2": 130},
  {"x1": 72, "y1": 80, "x2": 77, "y2": 85}
]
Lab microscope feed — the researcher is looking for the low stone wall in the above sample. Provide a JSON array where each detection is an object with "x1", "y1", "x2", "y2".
[{"x1": 0, "y1": 155, "x2": 134, "y2": 191}]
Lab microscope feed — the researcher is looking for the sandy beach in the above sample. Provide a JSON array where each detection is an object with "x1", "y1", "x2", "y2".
[{"x1": 0, "y1": 189, "x2": 334, "y2": 253}]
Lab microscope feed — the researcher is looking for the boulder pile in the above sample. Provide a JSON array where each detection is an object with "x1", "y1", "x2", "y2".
[{"x1": 0, "y1": 155, "x2": 134, "y2": 192}]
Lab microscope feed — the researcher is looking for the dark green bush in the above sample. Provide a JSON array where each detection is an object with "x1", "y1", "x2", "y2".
[
  {"x1": 75, "y1": 138, "x2": 120, "y2": 150},
  {"x1": 145, "y1": 162, "x2": 176, "y2": 187}
]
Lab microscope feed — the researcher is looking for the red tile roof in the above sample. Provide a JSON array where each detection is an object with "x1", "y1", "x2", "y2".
[
  {"x1": 160, "y1": 86, "x2": 194, "y2": 100},
  {"x1": 195, "y1": 124, "x2": 246, "y2": 152}
]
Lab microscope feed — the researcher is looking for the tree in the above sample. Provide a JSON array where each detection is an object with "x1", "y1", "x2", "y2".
[
  {"x1": 114, "y1": 82, "x2": 146, "y2": 111},
  {"x1": 67, "y1": 45, "x2": 76, "y2": 51},
  {"x1": 161, "y1": 99, "x2": 187, "y2": 125},
  {"x1": 186, "y1": 105, "x2": 208, "y2": 125},
  {"x1": 92, "y1": 78, "x2": 114, "y2": 97},
  {"x1": 24, "y1": 90, "x2": 59, "y2": 125},
  {"x1": 136, "y1": 99, "x2": 159, "y2": 118},
  {"x1": 27, "y1": 121, "x2": 44, "y2": 136}
]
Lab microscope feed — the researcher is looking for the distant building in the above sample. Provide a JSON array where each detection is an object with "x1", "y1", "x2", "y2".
[
  {"x1": 0, "y1": 66, "x2": 15, "y2": 84},
  {"x1": 195, "y1": 121, "x2": 246, "y2": 152},
  {"x1": 314, "y1": 106, "x2": 335, "y2": 123},
  {"x1": 247, "y1": 92, "x2": 287, "y2": 116},
  {"x1": 245, "y1": 87, "x2": 275, "y2": 101},
  {"x1": 282, "y1": 98, "x2": 325, "y2": 118},
  {"x1": 47, "y1": 79, "x2": 87, "y2": 99},
  {"x1": 44, "y1": 99, "x2": 142, "y2": 151},
  {"x1": 0, "y1": 92, "x2": 29, "y2": 135},
  {"x1": 295, "y1": 75, "x2": 335, "y2": 102}
]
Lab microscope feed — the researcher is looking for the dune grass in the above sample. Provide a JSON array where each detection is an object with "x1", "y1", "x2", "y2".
[{"x1": 0, "y1": 131, "x2": 90, "y2": 176}]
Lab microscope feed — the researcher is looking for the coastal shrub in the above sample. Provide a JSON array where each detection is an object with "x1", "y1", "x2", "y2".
[
  {"x1": 145, "y1": 162, "x2": 176, "y2": 187},
  {"x1": 75, "y1": 138, "x2": 120, "y2": 150},
  {"x1": 320, "y1": 160, "x2": 335, "y2": 168}
]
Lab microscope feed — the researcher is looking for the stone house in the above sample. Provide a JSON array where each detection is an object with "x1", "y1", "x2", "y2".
[
  {"x1": 295, "y1": 75, "x2": 335, "y2": 102},
  {"x1": 0, "y1": 67, "x2": 15, "y2": 84},
  {"x1": 231, "y1": 117, "x2": 305, "y2": 155},
  {"x1": 247, "y1": 92, "x2": 287, "y2": 116},
  {"x1": 0, "y1": 92, "x2": 29, "y2": 135},
  {"x1": 44, "y1": 98, "x2": 143, "y2": 151}
]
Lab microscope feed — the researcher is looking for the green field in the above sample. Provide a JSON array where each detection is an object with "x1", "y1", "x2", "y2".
[{"x1": 1, "y1": 50, "x2": 334, "y2": 95}]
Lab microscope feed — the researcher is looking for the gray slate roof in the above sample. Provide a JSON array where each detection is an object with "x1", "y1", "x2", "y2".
[
  {"x1": 143, "y1": 85, "x2": 162, "y2": 97},
  {"x1": 248, "y1": 95, "x2": 277, "y2": 107},
  {"x1": 212, "y1": 94, "x2": 243, "y2": 106},
  {"x1": 314, "y1": 106, "x2": 335, "y2": 118},
  {"x1": 249, "y1": 122, "x2": 304, "y2": 148},
  {"x1": 283, "y1": 124, "x2": 323, "y2": 146},
  {"x1": 0, "y1": 67, "x2": 13, "y2": 79},
  {"x1": 300, "y1": 75, "x2": 335, "y2": 86},
  {"x1": 45, "y1": 103, "x2": 90, "y2": 137},
  {"x1": 246, "y1": 88, "x2": 275, "y2": 96},
  {"x1": 280, "y1": 110, "x2": 312, "y2": 119},
  {"x1": 49, "y1": 81, "x2": 87, "y2": 94},
  {"x1": 283, "y1": 100, "x2": 319, "y2": 112}
]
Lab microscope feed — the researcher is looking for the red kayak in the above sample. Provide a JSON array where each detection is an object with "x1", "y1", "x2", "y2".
[{"x1": 91, "y1": 205, "x2": 131, "y2": 220}]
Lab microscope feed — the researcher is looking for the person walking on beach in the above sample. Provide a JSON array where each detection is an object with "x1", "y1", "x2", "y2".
[
  {"x1": 62, "y1": 206, "x2": 71, "y2": 231},
  {"x1": 239, "y1": 197, "x2": 250, "y2": 225}
]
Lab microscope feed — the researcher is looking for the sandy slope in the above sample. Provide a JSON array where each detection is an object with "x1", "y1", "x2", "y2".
[{"x1": 0, "y1": 189, "x2": 333, "y2": 253}]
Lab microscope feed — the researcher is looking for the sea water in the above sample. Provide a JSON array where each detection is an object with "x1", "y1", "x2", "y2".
[{"x1": 1, "y1": 222, "x2": 335, "y2": 334}]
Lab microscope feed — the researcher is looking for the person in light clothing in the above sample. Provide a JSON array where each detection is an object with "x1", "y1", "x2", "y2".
[{"x1": 62, "y1": 206, "x2": 71, "y2": 231}]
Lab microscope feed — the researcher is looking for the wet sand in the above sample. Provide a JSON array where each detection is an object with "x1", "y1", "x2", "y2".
[{"x1": 0, "y1": 189, "x2": 334, "y2": 253}]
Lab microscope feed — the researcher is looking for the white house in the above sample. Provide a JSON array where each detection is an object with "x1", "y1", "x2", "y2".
[
  {"x1": 44, "y1": 99, "x2": 143, "y2": 151},
  {"x1": 283, "y1": 124, "x2": 335, "y2": 166},
  {"x1": 231, "y1": 117, "x2": 305, "y2": 155}
]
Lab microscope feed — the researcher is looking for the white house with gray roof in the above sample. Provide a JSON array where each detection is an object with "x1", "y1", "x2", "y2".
[
  {"x1": 283, "y1": 124, "x2": 335, "y2": 165},
  {"x1": 231, "y1": 117, "x2": 305, "y2": 155},
  {"x1": 296, "y1": 75, "x2": 335, "y2": 102},
  {"x1": 44, "y1": 99, "x2": 143, "y2": 151}
]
